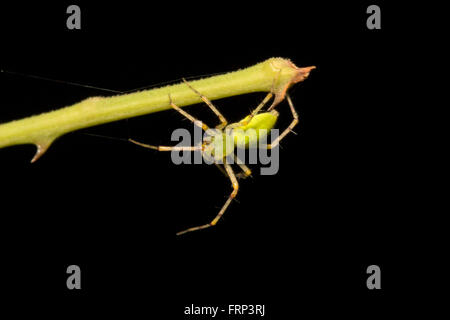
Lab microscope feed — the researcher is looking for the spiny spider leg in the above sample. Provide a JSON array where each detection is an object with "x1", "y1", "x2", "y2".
[
  {"x1": 234, "y1": 154, "x2": 252, "y2": 179},
  {"x1": 176, "y1": 162, "x2": 239, "y2": 235},
  {"x1": 168, "y1": 93, "x2": 209, "y2": 131},
  {"x1": 240, "y1": 92, "x2": 273, "y2": 126},
  {"x1": 182, "y1": 78, "x2": 228, "y2": 129},
  {"x1": 128, "y1": 93, "x2": 208, "y2": 150},
  {"x1": 214, "y1": 163, "x2": 228, "y2": 178},
  {"x1": 215, "y1": 156, "x2": 252, "y2": 180},
  {"x1": 240, "y1": 69, "x2": 281, "y2": 125},
  {"x1": 128, "y1": 139, "x2": 202, "y2": 152},
  {"x1": 267, "y1": 94, "x2": 298, "y2": 149}
]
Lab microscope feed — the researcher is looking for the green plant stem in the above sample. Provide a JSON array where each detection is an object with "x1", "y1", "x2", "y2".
[{"x1": 0, "y1": 57, "x2": 315, "y2": 162}]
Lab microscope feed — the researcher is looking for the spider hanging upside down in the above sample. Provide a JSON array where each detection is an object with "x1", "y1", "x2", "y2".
[{"x1": 129, "y1": 79, "x2": 299, "y2": 235}]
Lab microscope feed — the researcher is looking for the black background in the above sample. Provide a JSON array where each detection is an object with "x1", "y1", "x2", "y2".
[{"x1": 0, "y1": 1, "x2": 437, "y2": 318}]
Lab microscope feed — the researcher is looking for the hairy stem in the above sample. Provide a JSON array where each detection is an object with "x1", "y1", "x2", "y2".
[{"x1": 0, "y1": 57, "x2": 315, "y2": 162}]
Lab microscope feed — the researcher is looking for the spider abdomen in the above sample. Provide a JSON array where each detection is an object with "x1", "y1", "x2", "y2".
[
  {"x1": 231, "y1": 110, "x2": 279, "y2": 149},
  {"x1": 204, "y1": 111, "x2": 279, "y2": 162}
]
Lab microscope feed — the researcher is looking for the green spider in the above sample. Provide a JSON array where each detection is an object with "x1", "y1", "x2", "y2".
[{"x1": 129, "y1": 79, "x2": 298, "y2": 235}]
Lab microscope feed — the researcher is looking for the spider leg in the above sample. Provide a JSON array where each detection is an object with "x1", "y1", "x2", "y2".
[
  {"x1": 168, "y1": 93, "x2": 209, "y2": 131},
  {"x1": 240, "y1": 70, "x2": 280, "y2": 125},
  {"x1": 176, "y1": 162, "x2": 239, "y2": 235},
  {"x1": 128, "y1": 139, "x2": 202, "y2": 152},
  {"x1": 182, "y1": 78, "x2": 228, "y2": 129},
  {"x1": 214, "y1": 163, "x2": 229, "y2": 178},
  {"x1": 266, "y1": 94, "x2": 298, "y2": 149},
  {"x1": 128, "y1": 94, "x2": 209, "y2": 151},
  {"x1": 240, "y1": 92, "x2": 273, "y2": 126},
  {"x1": 234, "y1": 154, "x2": 252, "y2": 179}
]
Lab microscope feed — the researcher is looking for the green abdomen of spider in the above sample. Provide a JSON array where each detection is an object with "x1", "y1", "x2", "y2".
[
  {"x1": 233, "y1": 110, "x2": 279, "y2": 148},
  {"x1": 205, "y1": 110, "x2": 279, "y2": 162}
]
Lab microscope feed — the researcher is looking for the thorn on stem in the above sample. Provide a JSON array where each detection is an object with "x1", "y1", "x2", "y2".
[
  {"x1": 31, "y1": 138, "x2": 55, "y2": 163},
  {"x1": 269, "y1": 65, "x2": 316, "y2": 111}
]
